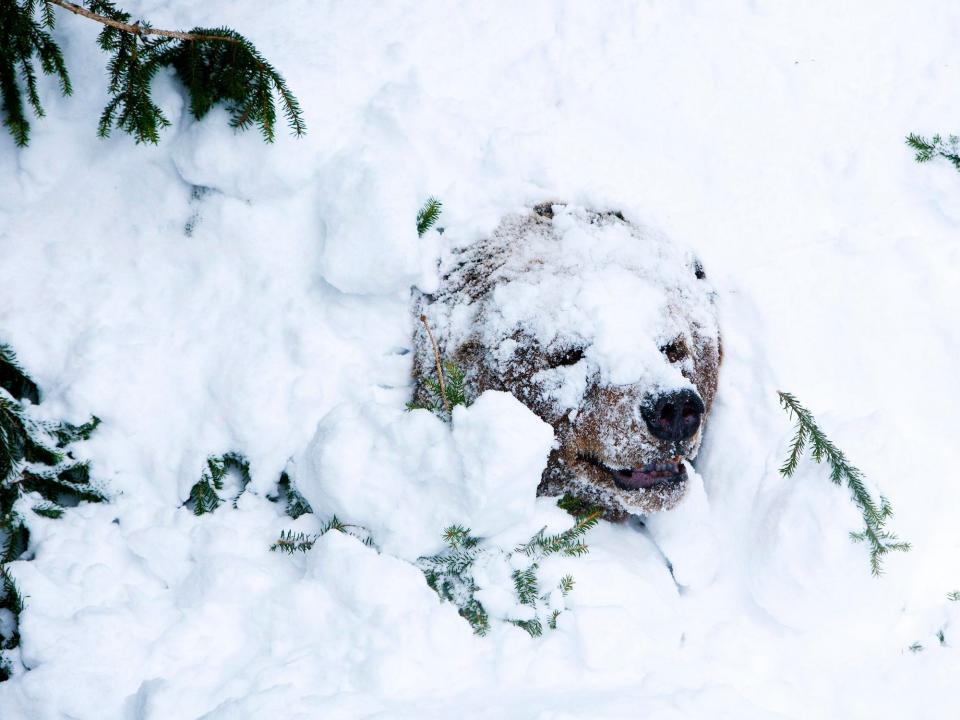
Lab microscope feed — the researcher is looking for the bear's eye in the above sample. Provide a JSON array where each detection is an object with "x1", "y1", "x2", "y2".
[
  {"x1": 660, "y1": 337, "x2": 688, "y2": 363},
  {"x1": 546, "y1": 346, "x2": 585, "y2": 369}
]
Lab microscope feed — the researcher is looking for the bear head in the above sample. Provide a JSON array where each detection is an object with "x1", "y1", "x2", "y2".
[{"x1": 413, "y1": 203, "x2": 721, "y2": 518}]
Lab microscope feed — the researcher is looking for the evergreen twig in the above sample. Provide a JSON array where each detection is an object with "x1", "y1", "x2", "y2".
[
  {"x1": 409, "y1": 361, "x2": 468, "y2": 420},
  {"x1": 515, "y1": 510, "x2": 602, "y2": 558},
  {"x1": 416, "y1": 197, "x2": 443, "y2": 237},
  {"x1": 0, "y1": 563, "x2": 25, "y2": 679},
  {"x1": 906, "y1": 133, "x2": 960, "y2": 170},
  {"x1": 47, "y1": 0, "x2": 243, "y2": 42},
  {"x1": 2, "y1": 1, "x2": 305, "y2": 145},
  {"x1": 0, "y1": 342, "x2": 100, "y2": 682},
  {"x1": 187, "y1": 451, "x2": 251, "y2": 516},
  {"x1": 777, "y1": 391, "x2": 910, "y2": 576},
  {"x1": 418, "y1": 504, "x2": 597, "y2": 638},
  {"x1": 420, "y1": 314, "x2": 449, "y2": 416},
  {"x1": 276, "y1": 471, "x2": 312, "y2": 519},
  {"x1": 270, "y1": 515, "x2": 374, "y2": 554}
]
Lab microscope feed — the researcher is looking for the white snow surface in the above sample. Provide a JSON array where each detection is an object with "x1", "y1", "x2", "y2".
[
  {"x1": 1, "y1": 1, "x2": 960, "y2": 718},
  {"x1": 294, "y1": 391, "x2": 553, "y2": 558}
]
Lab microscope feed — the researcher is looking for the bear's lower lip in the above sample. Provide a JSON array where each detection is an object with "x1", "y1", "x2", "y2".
[
  {"x1": 578, "y1": 453, "x2": 687, "y2": 490},
  {"x1": 611, "y1": 462, "x2": 686, "y2": 490}
]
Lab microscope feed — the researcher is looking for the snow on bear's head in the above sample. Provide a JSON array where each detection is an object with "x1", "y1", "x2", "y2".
[{"x1": 413, "y1": 203, "x2": 721, "y2": 518}]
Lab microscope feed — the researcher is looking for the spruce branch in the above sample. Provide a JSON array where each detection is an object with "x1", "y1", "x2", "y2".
[
  {"x1": 276, "y1": 471, "x2": 312, "y2": 519},
  {"x1": 512, "y1": 565, "x2": 540, "y2": 606},
  {"x1": 0, "y1": 0, "x2": 73, "y2": 146},
  {"x1": 187, "y1": 451, "x2": 251, "y2": 515},
  {"x1": 0, "y1": 341, "x2": 102, "y2": 682},
  {"x1": 409, "y1": 360, "x2": 468, "y2": 420},
  {"x1": 515, "y1": 510, "x2": 601, "y2": 558},
  {"x1": 2, "y1": 1, "x2": 305, "y2": 145},
  {"x1": 30, "y1": 501, "x2": 64, "y2": 519},
  {"x1": 46, "y1": 0, "x2": 243, "y2": 43},
  {"x1": 906, "y1": 133, "x2": 960, "y2": 170},
  {"x1": 416, "y1": 197, "x2": 443, "y2": 237},
  {"x1": 0, "y1": 343, "x2": 39, "y2": 405},
  {"x1": 270, "y1": 529, "x2": 318, "y2": 554},
  {"x1": 777, "y1": 391, "x2": 909, "y2": 576},
  {"x1": 419, "y1": 515, "x2": 595, "y2": 638},
  {"x1": 0, "y1": 563, "x2": 25, "y2": 677},
  {"x1": 270, "y1": 515, "x2": 374, "y2": 554},
  {"x1": 509, "y1": 617, "x2": 543, "y2": 638}
]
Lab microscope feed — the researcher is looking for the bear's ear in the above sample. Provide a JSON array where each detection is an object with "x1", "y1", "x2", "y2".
[{"x1": 533, "y1": 202, "x2": 554, "y2": 219}]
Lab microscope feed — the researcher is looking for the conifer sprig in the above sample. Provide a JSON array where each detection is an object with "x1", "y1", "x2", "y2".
[
  {"x1": 0, "y1": 344, "x2": 39, "y2": 405},
  {"x1": 0, "y1": 563, "x2": 25, "y2": 679},
  {"x1": 276, "y1": 472, "x2": 313, "y2": 519},
  {"x1": 409, "y1": 361, "x2": 468, "y2": 419},
  {"x1": 419, "y1": 506, "x2": 597, "y2": 638},
  {"x1": 1, "y1": 353, "x2": 105, "y2": 562},
  {"x1": 187, "y1": 452, "x2": 251, "y2": 516},
  {"x1": 410, "y1": 312, "x2": 469, "y2": 420},
  {"x1": 515, "y1": 510, "x2": 601, "y2": 558},
  {"x1": 270, "y1": 515, "x2": 374, "y2": 554},
  {"x1": 2, "y1": 1, "x2": 305, "y2": 145},
  {"x1": 777, "y1": 391, "x2": 910, "y2": 576},
  {"x1": 0, "y1": 1, "x2": 73, "y2": 146},
  {"x1": 906, "y1": 133, "x2": 960, "y2": 170},
  {"x1": 416, "y1": 197, "x2": 443, "y2": 237},
  {"x1": 0, "y1": 342, "x2": 102, "y2": 682},
  {"x1": 270, "y1": 529, "x2": 318, "y2": 554}
]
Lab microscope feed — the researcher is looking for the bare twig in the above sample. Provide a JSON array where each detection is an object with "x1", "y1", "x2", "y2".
[
  {"x1": 46, "y1": 0, "x2": 242, "y2": 43},
  {"x1": 420, "y1": 314, "x2": 450, "y2": 415}
]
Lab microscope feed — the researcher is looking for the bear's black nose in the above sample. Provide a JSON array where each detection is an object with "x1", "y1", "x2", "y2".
[{"x1": 642, "y1": 389, "x2": 705, "y2": 443}]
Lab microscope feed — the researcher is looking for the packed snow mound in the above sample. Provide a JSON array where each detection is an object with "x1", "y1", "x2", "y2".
[
  {"x1": 452, "y1": 390, "x2": 555, "y2": 537},
  {"x1": 294, "y1": 391, "x2": 553, "y2": 558},
  {"x1": 413, "y1": 204, "x2": 721, "y2": 518}
]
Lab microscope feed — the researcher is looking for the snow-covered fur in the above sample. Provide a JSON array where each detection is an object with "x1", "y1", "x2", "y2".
[{"x1": 413, "y1": 203, "x2": 721, "y2": 518}]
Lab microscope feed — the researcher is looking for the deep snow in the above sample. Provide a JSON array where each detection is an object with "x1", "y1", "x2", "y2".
[{"x1": 2, "y1": 1, "x2": 960, "y2": 718}]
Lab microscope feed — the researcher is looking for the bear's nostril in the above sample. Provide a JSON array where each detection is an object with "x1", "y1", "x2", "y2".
[{"x1": 659, "y1": 404, "x2": 675, "y2": 423}]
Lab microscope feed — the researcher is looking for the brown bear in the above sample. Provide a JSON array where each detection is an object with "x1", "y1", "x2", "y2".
[{"x1": 412, "y1": 203, "x2": 721, "y2": 519}]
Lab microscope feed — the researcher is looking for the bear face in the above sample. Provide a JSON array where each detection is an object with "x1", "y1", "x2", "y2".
[{"x1": 413, "y1": 203, "x2": 721, "y2": 519}]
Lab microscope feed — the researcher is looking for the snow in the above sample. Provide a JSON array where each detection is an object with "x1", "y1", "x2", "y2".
[
  {"x1": 452, "y1": 391, "x2": 555, "y2": 538},
  {"x1": 293, "y1": 391, "x2": 553, "y2": 558},
  {"x1": 1, "y1": 0, "x2": 960, "y2": 718},
  {"x1": 432, "y1": 204, "x2": 716, "y2": 394}
]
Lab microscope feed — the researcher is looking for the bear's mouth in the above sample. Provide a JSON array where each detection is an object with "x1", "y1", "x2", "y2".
[{"x1": 577, "y1": 453, "x2": 687, "y2": 491}]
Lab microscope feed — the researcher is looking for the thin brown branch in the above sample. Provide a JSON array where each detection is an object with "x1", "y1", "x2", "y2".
[
  {"x1": 420, "y1": 314, "x2": 450, "y2": 415},
  {"x1": 46, "y1": 0, "x2": 242, "y2": 43}
]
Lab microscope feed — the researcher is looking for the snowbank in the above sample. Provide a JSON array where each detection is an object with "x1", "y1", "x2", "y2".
[
  {"x1": 294, "y1": 390, "x2": 553, "y2": 558},
  {"x1": 1, "y1": 0, "x2": 960, "y2": 717}
]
